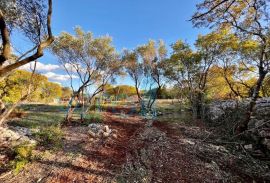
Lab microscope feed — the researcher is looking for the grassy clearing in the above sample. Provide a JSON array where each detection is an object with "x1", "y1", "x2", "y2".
[
  {"x1": 7, "y1": 104, "x2": 66, "y2": 150},
  {"x1": 9, "y1": 112, "x2": 64, "y2": 129},
  {"x1": 7, "y1": 104, "x2": 88, "y2": 128}
]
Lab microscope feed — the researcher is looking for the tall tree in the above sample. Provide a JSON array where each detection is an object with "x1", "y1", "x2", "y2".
[
  {"x1": 0, "y1": 0, "x2": 54, "y2": 119},
  {"x1": 0, "y1": 0, "x2": 54, "y2": 76},
  {"x1": 122, "y1": 50, "x2": 144, "y2": 102},
  {"x1": 164, "y1": 40, "x2": 204, "y2": 118},
  {"x1": 137, "y1": 40, "x2": 167, "y2": 108},
  {"x1": 51, "y1": 27, "x2": 121, "y2": 122},
  {"x1": 192, "y1": 0, "x2": 270, "y2": 131}
]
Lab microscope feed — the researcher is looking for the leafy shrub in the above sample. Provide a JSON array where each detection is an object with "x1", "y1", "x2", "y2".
[
  {"x1": 88, "y1": 104, "x2": 107, "y2": 111},
  {"x1": 10, "y1": 143, "x2": 35, "y2": 174},
  {"x1": 84, "y1": 111, "x2": 103, "y2": 124},
  {"x1": 34, "y1": 126, "x2": 63, "y2": 148}
]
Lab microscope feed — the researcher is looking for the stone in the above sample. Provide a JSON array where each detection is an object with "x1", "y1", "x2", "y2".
[
  {"x1": 102, "y1": 132, "x2": 110, "y2": 138},
  {"x1": 255, "y1": 120, "x2": 267, "y2": 128},
  {"x1": 259, "y1": 130, "x2": 270, "y2": 138},
  {"x1": 112, "y1": 134, "x2": 117, "y2": 139},
  {"x1": 88, "y1": 130, "x2": 96, "y2": 138},
  {"x1": 262, "y1": 139, "x2": 270, "y2": 150},
  {"x1": 13, "y1": 126, "x2": 32, "y2": 136},
  {"x1": 88, "y1": 123, "x2": 116, "y2": 139},
  {"x1": 244, "y1": 144, "x2": 253, "y2": 150},
  {"x1": 181, "y1": 139, "x2": 195, "y2": 145},
  {"x1": 104, "y1": 125, "x2": 111, "y2": 133},
  {"x1": 0, "y1": 127, "x2": 36, "y2": 146}
]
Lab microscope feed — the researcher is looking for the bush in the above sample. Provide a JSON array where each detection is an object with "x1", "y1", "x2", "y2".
[
  {"x1": 34, "y1": 126, "x2": 63, "y2": 148},
  {"x1": 10, "y1": 143, "x2": 35, "y2": 174},
  {"x1": 84, "y1": 111, "x2": 103, "y2": 124}
]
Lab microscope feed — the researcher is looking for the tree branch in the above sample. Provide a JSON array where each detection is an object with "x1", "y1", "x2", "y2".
[{"x1": 0, "y1": 0, "x2": 54, "y2": 77}]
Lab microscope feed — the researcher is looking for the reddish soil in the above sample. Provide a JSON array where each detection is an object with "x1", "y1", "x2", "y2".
[
  {"x1": 1, "y1": 111, "x2": 145, "y2": 183},
  {"x1": 1, "y1": 106, "x2": 269, "y2": 182}
]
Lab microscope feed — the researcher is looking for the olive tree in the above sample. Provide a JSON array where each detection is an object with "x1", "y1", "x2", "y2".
[
  {"x1": 123, "y1": 40, "x2": 167, "y2": 111},
  {"x1": 192, "y1": 0, "x2": 270, "y2": 130},
  {"x1": 51, "y1": 27, "x2": 122, "y2": 122},
  {"x1": 0, "y1": 0, "x2": 54, "y2": 123}
]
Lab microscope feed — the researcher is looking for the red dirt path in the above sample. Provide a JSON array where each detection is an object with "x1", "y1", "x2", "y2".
[{"x1": 1, "y1": 106, "x2": 269, "y2": 182}]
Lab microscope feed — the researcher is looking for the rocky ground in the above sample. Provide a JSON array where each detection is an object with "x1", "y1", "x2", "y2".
[
  {"x1": 206, "y1": 98, "x2": 270, "y2": 157},
  {"x1": 0, "y1": 105, "x2": 270, "y2": 183}
]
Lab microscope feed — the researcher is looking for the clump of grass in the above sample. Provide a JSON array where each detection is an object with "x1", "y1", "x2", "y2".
[
  {"x1": 88, "y1": 104, "x2": 108, "y2": 112},
  {"x1": 10, "y1": 143, "x2": 35, "y2": 174},
  {"x1": 33, "y1": 126, "x2": 63, "y2": 149},
  {"x1": 84, "y1": 111, "x2": 103, "y2": 124}
]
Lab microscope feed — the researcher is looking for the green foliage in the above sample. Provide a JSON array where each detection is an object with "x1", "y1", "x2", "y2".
[
  {"x1": 15, "y1": 144, "x2": 34, "y2": 160},
  {"x1": 10, "y1": 143, "x2": 35, "y2": 174},
  {"x1": 262, "y1": 76, "x2": 270, "y2": 97},
  {"x1": 34, "y1": 126, "x2": 63, "y2": 148},
  {"x1": 12, "y1": 159, "x2": 28, "y2": 175},
  {"x1": 105, "y1": 85, "x2": 137, "y2": 99},
  {"x1": 40, "y1": 82, "x2": 62, "y2": 103},
  {"x1": 61, "y1": 87, "x2": 73, "y2": 100},
  {"x1": 9, "y1": 111, "x2": 64, "y2": 129},
  {"x1": 0, "y1": 70, "x2": 63, "y2": 104},
  {"x1": 84, "y1": 111, "x2": 103, "y2": 124}
]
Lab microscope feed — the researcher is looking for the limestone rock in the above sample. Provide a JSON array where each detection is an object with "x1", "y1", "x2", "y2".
[
  {"x1": 244, "y1": 144, "x2": 253, "y2": 150},
  {"x1": 259, "y1": 130, "x2": 270, "y2": 138},
  {"x1": 255, "y1": 120, "x2": 267, "y2": 128},
  {"x1": 88, "y1": 123, "x2": 116, "y2": 139},
  {"x1": 0, "y1": 127, "x2": 36, "y2": 147},
  {"x1": 262, "y1": 139, "x2": 270, "y2": 150}
]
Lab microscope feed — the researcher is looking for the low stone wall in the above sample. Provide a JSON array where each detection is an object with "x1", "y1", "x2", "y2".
[
  {"x1": 0, "y1": 127, "x2": 37, "y2": 147},
  {"x1": 205, "y1": 98, "x2": 270, "y2": 151}
]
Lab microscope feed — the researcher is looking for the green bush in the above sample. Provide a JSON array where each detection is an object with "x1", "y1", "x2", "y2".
[
  {"x1": 34, "y1": 126, "x2": 63, "y2": 148},
  {"x1": 84, "y1": 111, "x2": 103, "y2": 124},
  {"x1": 10, "y1": 143, "x2": 35, "y2": 174}
]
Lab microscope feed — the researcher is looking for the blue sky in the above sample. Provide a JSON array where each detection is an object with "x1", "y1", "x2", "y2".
[{"x1": 14, "y1": 0, "x2": 208, "y2": 87}]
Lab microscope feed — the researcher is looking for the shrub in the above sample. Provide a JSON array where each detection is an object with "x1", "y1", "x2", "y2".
[
  {"x1": 10, "y1": 143, "x2": 35, "y2": 174},
  {"x1": 84, "y1": 111, "x2": 103, "y2": 124},
  {"x1": 34, "y1": 126, "x2": 63, "y2": 148}
]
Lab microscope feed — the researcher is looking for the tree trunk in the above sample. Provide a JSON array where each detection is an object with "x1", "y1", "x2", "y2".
[
  {"x1": 135, "y1": 85, "x2": 141, "y2": 102},
  {"x1": 0, "y1": 10, "x2": 11, "y2": 66},
  {"x1": 148, "y1": 87, "x2": 159, "y2": 110},
  {"x1": 0, "y1": 94, "x2": 28, "y2": 126},
  {"x1": 196, "y1": 92, "x2": 203, "y2": 119},
  {"x1": 0, "y1": 99, "x2": 6, "y2": 114},
  {"x1": 80, "y1": 88, "x2": 85, "y2": 121},
  {"x1": 238, "y1": 70, "x2": 267, "y2": 132},
  {"x1": 190, "y1": 92, "x2": 203, "y2": 120}
]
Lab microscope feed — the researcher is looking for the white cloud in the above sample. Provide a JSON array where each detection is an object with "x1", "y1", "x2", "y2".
[
  {"x1": 20, "y1": 62, "x2": 60, "y2": 72},
  {"x1": 62, "y1": 63, "x2": 88, "y2": 73},
  {"x1": 44, "y1": 72, "x2": 79, "y2": 81}
]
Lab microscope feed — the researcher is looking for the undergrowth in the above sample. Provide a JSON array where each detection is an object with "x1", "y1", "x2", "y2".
[
  {"x1": 33, "y1": 126, "x2": 63, "y2": 149},
  {"x1": 83, "y1": 111, "x2": 103, "y2": 125},
  {"x1": 10, "y1": 143, "x2": 35, "y2": 174}
]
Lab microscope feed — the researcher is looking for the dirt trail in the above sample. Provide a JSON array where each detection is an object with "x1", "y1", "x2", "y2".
[
  {"x1": 1, "y1": 112, "x2": 144, "y2": 183},
  {"x1": 1, "y1": 108, "x2": 270, "y2": 182}
]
